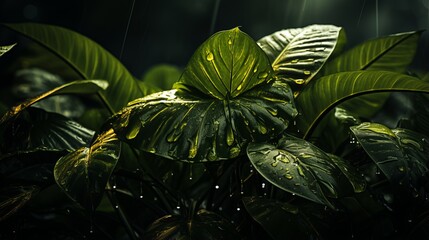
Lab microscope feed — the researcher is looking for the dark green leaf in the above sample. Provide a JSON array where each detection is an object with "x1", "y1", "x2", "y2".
[
  {"x1": 0, "y1": 107, "x2": 94, "y2": 153},
  {"x1": 0, "y1": 43, "x2": 16, "y2": 57},
  {"x1": 54, "y1": 129, "x2": 120, "y2": 210},
  {"x1": 142, "y1": 64, "x2": 182, "y2": 90},
  {"x1": 243, "y1": 196, "x2": 319, "y2": 240},
  {"x1": 178, "y1": 27, "x2": 273, "y2": 100},
  {"x1": 327, "y1": 153, "x2": 366, "y2": 193},
  {"x1": 0, "y1": 79, "x2": 108, "y2": 124},
  {"x1": 5, "y1": 23, "x2": 156, "y2": 113},
  {"x1": 144, "y1": 209, "x2": 240, "y2": 240},
  {"x1": 247, "y1": 134, "x2": 349, "y2": 207},
  {"x1": 0, "y1": 185, "x2": 39, "y2": 221},
  {"x1": 350, "y1": 123, "x2": 429, "y2": 194},
  {"x1": 111, "y1": 79, "x2": 296, "y2": 162},
  {"x1": 257, "y1": 25, "x2": 342, "y2": 89},
  {"x1": 295, "y1": 71, "x2": 429, "y2": 138}
]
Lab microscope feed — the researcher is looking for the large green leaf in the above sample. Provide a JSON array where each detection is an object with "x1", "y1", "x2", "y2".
[
  {"x1": 110, "y1": 79, "x2": 296, "y2": 162},
  {"x1": 143, "y1": 209, "x2": 240, "y2": 239},
  {"x1": 243, "y1": 196, "x2": 319, "y2": 240},
  {"x1": 5, "y1": 23, "x2": 155, "y2": 113},
  {"x1": 323, "y1": 31, "x2": 420, "y2": 74},
  {"x1": 247, "y1": 134, "x2": 357, "y2": 207},
  {"x1": 350, "y1": 123, "x2": 429, "y2": 195},
  {"x1": 54, "y1": 128, "x2": 120, "y2": 210},
  {"x1": 0, "y1": 107, "x2": 94, "y2": 153},
  {"x1": 257, "y1": 25, "x2": 342, "y2": 89},
  {"x1": 178, "y1": 27, "x2": 273, "y2": 100},
  {"x1": 0, "y1": 43, "x2": 16, "y2": 57},
  {"x1": 295, "y1": 71, "x2": 429, "y2": 138},
  {"x1": 0, "y1": 79, "x2": 108, "y2": 124}
]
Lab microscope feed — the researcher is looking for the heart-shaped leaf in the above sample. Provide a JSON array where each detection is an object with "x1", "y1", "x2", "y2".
[
  {"x1": 5, "y1": 23, "x2": 156, "y2": 113},
  {"x1": 295, "y1": 71, "x2": 429, "y2": 138},
  {"x1": 247, "y1": 134, "x2": 352, "y2": 207},
  {"x1": 111, "y1": 79, "x2": 296, "y2": 162},
  {"x1": 350, "y1": 123, "x2": 429, "y2": 195},
  {"x1": 54, "y1": 128, "x2": 120, "y2": 210},
  {"x1": 0, "y1": 43, "x2": 16, "y2": 57},
  {"x1": 257, "y1": 25, "x2": 342, "y2": 89},
  {"x1": 178, "y1": 27, "x2": 273, "y2": 100}
]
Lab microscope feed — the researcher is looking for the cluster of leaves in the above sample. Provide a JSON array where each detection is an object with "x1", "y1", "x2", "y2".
[{"x1": 1, "y1": 22, "x2": 429, "y2": 239}]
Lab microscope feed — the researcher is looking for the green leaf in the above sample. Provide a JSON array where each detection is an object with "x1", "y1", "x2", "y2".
[
  {"x1": 323, "y1": 31, "x2": 420, "y2": 74},
  {"x1": 142, "y1": 64, "x2": 182, "y2": 90},
  {"x1": 54, "y1": 128, "x2": 120, "y2": 210},
  {"x1": 247, "y1": 134, "x2": 349, "y2": 207},
  {"x1": 350, "y1": 123, "x2": 429, "y2": 194},
  {"x1": 0, "y1": 43, "x2": 16, "y2": 57},
  {"x1": 5, "y1": 23, "x2": 155, "y2": 113},
  {"x1": 243, "y1": 196, "x2": 319, "y2": 240},
  {"x1": 144, "y1": 209, "x2": 240, "y2": 239},
  {"x1": 0, "y1": 79, "x2": 108, "y2": 124},
  {"x1": 257, "y1": 25, "x2": 342, "y2": 88},
  {"x1": 0, "y1": 107, "x2": 94, "y2": 153},
  {"x1": 0, "y1": 185, "x2": 39, "y2": 221},
  {"x1": 178, "y1": 27, "x2": 273, "y2": 100},
  {"x1": 111, "y1": 79, "x2": 296, "y2": 162},
  {"x1": 295, "y1": 71, "x2": 429, "y2": 138},
  {"x1": 327, "y1": 153, "x2": 366, "y2": 193}
]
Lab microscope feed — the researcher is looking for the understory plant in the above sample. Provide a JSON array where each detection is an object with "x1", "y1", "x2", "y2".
[{"x1": 1, "y1": 22, "x2": 429, "y2": 239}]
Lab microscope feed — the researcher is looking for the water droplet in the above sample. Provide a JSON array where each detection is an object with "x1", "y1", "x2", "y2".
[
  {"x1": 148, "y1": 148, "x2": 156, "y2": 153},
  {"x1": 398, "y1": 166, "x2": 405, "y2": 172},
  {"x1": 115, "y1": 205, "x2": 119, "y2": 209},
  {"x1": 237, "y1": 84, "x2": 242, "y2": 91},
  {"x1": 228, "y1": 39, "x2": 233, "y2": 45},
  {"x1": 303, "y1": 70, "x2": 311, "y2": 75},
  {"x1": 285, "y1": 174, "x2": 293, "y2": 180},
  {"x1": 258, "y1": 71, "x2": 268, "y2": 79},
  {"x1": 215, "y1": 185, "x2": 220, "y2": 189},
  {"x1": 139, "y1": 195, "x2": 143, "y2": 199},
  {"x1": 253, "y1": 67, "x2": 258, "y2": 73},
  {"x1": 112, "y1": 185, "x2": 117, "y2": 189},
  {"x1": 176, "y1": 206, "x2": 180, "y2": 209},
  {"x1": 294, "y1": 183, "x2": 300, "y2": 186},
  {"x1": 262, "y1": 183, "x2": 266, "y2": 188},
  {"x1": 294, "y1": 79, "x2": 305, "y2": 85},
  {"x1": 206, "y1": 52, "x2": 214, "y2": 61},
  {"x1": 237, "y1": 207, "x2": 241, "y2": 211},
  {"x1": 271, "y1": 161, "x2": 279, "y2": 167}
]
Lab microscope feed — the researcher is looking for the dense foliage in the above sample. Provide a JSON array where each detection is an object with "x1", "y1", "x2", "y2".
[{"x1": 1, "y1": 23, "x2": 429, "y2": 239}]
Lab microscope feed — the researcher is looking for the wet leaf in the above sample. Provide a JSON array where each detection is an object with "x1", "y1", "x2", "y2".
[
  {"x1": 144, "y1": 209, "x2": 240, "y2": 240},
  {"x1": 110, "y1": 79, "x2": 296, "y2": 162},
  {"x1": 178, "y1": 27, "x2": 273, "y2": 100},
  {"x1": 247, "y1": 134, "x2": 350, "y2": 207},
  {"x1": 0, "y1": 107, "x2": 94, "y2": 153},
  {"x1": 53, "y1": 129, "x2": 120, "y2": 210},
  {"x1": 0, "y1": 185, "x2": 39, "y2": 221},
  {"x1": 0, "y1": 43, "x2": 16, "y2": 57},
  {"x1": 350, "y1": 123, "x2": 429, "y2": 195},
  {"x1": 258, "y1": 25, "x2": 342, "y2": 89},
  {"x1": 295, "y1": 71, "x2": 429, "y2": 138},
  {"x1": 243, "y1": 196, "x2": 319, "y2": 240}
]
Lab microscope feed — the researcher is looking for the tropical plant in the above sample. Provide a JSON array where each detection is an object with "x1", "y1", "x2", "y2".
[{"x1": 0, "y1": 22, "x2": 429, "y2": 239}]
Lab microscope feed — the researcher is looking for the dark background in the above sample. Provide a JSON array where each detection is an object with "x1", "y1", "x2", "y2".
[{"x1": 1, "y1": 0, "x2": 428, "y2": 77}]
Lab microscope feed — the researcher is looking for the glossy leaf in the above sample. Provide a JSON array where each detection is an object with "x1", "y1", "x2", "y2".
[
  {"x1": 243, "y1": 196, "x2": 319, "y2": 240},
  {"x1": 0, "y1": 43, "x2": 16, "y2": 57},
  {"x1": 144, "y1": 209, "x2": 240, "y2": 239},
  {"x1": 295, "y1": 71, "x2": 429, "y2": 138},
  {"x1": 323, "y1": 31, "x2": 420, "y2": 74},
  {"x1": 5, "y1": 23, "x2": 155, "y2": 112},
  {"x1": 350, "y1": 123, "x2": 429, "y2": 194},
  {"x1": 257, "y1": 25, "x2": 342, "y2": 88},
  {"x1": 54, "y1": 128, "x2": 120, "y2": 210},
  {"x1": 178, "y1": 27, "x2": 273, "y2": 100},
  {"x1": 0, "y1": 107, "x2": 94, "y2": 153},
  {"x1": 247, "y1": 134, "x2": 350, "y2": 207},
  {"x1": 142, "y1": 64, "x2": 182, "y2": 90},
  {"x1": 0, "y1": 79, "x2": 108, "y2": 124},
  {"x1": 0, "y1": 185, "x2": 39, "y2": 221},
  {"x1": 110, "y1": 79, "x2": 296, "y2": 162}
]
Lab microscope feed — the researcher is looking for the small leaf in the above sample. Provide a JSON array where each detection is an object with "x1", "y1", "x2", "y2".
[
  {"x1": 295, "y1": 71, "x2": 429, "y2": 138},
  {"x1": 350, "y1": 123, "x2": 429, "y2": 194},
  {"x1": 243, "y1": 196, "x2": 319, "y2": 240},
  {"x1": 141, "y1": 64, "x2": 182, "y2": 90},
  {"x1": 111, "y1": 79, "x2": 296, "y2": 162},
  {"x1": 178, "y1": 27, "x2": 273, "y2": 100},
  {"x1": 1, "y1": 79, "x2": 108, "y2": 124},
  {"x1": 258, "y1": 25, "x2": 342, "y2": 89},
  {"x1": 54, "y1": 128, "x2": 120, "y2": 210},
  {"x1": 247, "y1": 135, "x2": 347, "y2": 207},
  {"x1": 0, "y1": 43, "x2": 16, "y2": 57},
  {"x1": 144, "y1": 209, "x2": 240, "y2": 239},
  {"x1": 0, "y1": 185, "x2": 39, "y2": 221}
]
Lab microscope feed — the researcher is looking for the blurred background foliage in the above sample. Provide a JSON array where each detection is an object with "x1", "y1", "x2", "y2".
[{"x1": 1, "y1": 0, "x2": 428, "y2": 77}]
